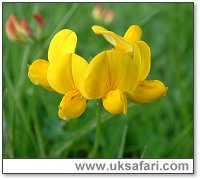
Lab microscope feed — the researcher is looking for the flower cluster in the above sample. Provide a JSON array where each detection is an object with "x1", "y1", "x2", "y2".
[
  {"x1": 6, "y1": 13, "x2": 45, "y2": 42},
  {"x1": 92, "y1": 5, "x2": 115, "y2": 25},
  {"x1": 28, "y1": 25, "x2": 168, "y2": 120}
]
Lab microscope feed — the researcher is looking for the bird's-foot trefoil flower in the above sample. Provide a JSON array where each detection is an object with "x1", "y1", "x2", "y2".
[
  {"x1": 28, "y1": 29, "x2": 88, "y2": 120},
  {"x1": 91, "y1": 25, "x2": 168, "y2": 105},
  {"x1": 47, "y1": 53, "x2": 88, "y2": 120},
  {"x1": 83, "y1": 47, "x2": 141, "y2": 115},
  {"x1": 28, "y1": 29, "x2": 77, "y2": 90}
]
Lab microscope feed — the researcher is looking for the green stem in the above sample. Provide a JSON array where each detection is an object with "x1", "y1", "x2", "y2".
[
  {"x1": 118, "y1": 116, "x2": 128, "y2": 158},
  {"x1": 88, "y1": 100, "x2": 101, "y2": 158},
  {"x1": 17, "y1": 44, "x2": 31, "y2": 91},
  {"x1": 3, "y1": 67, "x2": 38, "y2": 155},
  {"x1": 140, "y1": 145, "x2": 148, "y2": 158},
  {"x1": 31, "y1": 111, "x2": 46, "y2": 158}
]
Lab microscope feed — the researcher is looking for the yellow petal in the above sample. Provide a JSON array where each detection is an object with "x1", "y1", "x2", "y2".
[
  {"x1": 92, "y1": 25, "x2": 133, "y2": 52},
  {"x1": 127, "y1": 44, "x2": 141, "y2": 92},
  {"x1": 103, "y1": 89, "x2": 127, "y2": 115},
  {"x1": 123, "y1": 25, "x2": 142, "y2": 46},
  {"x1": 47, "y1": 54, "x2": 75, "y2": 94},
  {"x1": 48, "y1": 29, "x2": 77, "y2": 62},
  {"x1": 58, "y1": 90, "x2": 86, "y2": 120},
  {"x1": 106, "y1": 49, "x2": 140, "y2": 94},
  {"x1": 28, "y1": 59, "x2": 53, "y2": 91},
  {"x1": 136, "y1": 41, "x2": 151, "y2": 81},
  {"x1": 83, "y1": 51, "x2": 108, "y2": 99},
  {"x1": 129, "y1": 80, "x2": 168, "y2": 104},
  {"x1": 71, "y1": 54, "x2": 88, "y2": 97},
  {"x1": 84, "y1": 50, "x2": 140, "y2": 99}
]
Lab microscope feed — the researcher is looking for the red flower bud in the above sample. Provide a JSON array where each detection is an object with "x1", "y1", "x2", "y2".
[
  {"x1": 6, "y1": 17, "x2": 18, "y2": 41},
  {"x1": 21, "y1": 18, "x2": 33, "y2": 36},
  {"x1": 33, "y1": 14, "x2": 45, "y2": 28},
  {"x1": 5, "y1": 14, "x2": 24, "y2": 41}
]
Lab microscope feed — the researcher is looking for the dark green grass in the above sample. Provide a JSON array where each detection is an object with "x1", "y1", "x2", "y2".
[{"x1": 3, "y1": 2, "x2": 193, "y2": 158}]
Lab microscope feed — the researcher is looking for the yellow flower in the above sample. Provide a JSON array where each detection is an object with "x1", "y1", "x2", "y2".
[
  {"x1": 28, "y1": 29, "x2": 77, "y2": 90},
  {"x1": 28, "y1": 29, "x2": 88, "y2": 120},
  {"x1": 47, "y1": 53, "x2": 88, "y2": 120},
  {"x1": 92, "y1": 25, "x2": 167, "y2": 104},
  {"x1": 83, "y1": 47, "x2": 141, "y2": 115}
]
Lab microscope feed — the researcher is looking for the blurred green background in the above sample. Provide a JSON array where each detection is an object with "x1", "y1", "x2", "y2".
[{"x1": 3, "y1": 3, "x2": 193, "y2": 158}]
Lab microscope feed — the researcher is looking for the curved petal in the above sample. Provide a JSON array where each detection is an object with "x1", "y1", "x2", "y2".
[
  {"x1": 84, "y1": 50, "x2": 141, "y2": 99},
  {"x1": 71, "y1": 54, "x2": 88, "y2": 97},
  {"x1": 107, "y1": 49, "x2": 141, "y2": 94},
  {"x1": 48, "y1": 29, "x2": 77, "y2": 62},
  {"x1": 123, "y1": 25, "x2": 142, "y2": 46},
  {"x1": 127, "y1": 44, "x2": 141, "y2": 92},
  {"x1": 58, "y1": 90, "x2": 86, "y2": 120},
  {"x1": 47, "y1": 54, "x2": 75, "y2": 94},
  {"x1": 28, "y1": 59, "x2": 53, "y2": 91},
  {"x1": 83, "y1": 51, "x2": 108, "y2": 99},
  {"x1": 103, "y1": 89, "x2": 127, "y2": 115},
  {"x1": 129, "y1": 80, "x2": 168, "y2": 104},
  {"x1": 136, "y1": 41, "x2": 151, "y2": 81},
  {"x1": 92, "y1": 25, "x2": 133, "y2": 52}
]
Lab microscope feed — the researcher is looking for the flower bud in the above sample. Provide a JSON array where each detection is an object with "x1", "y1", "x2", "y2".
[
  {"x1": 92, "y1": 5, "x2": 115, "y2": 25},
  {"x1": 21, "y1": 18, "x2": 32, "y2": 36},
  {"x1": 33, "y1": 14, "x2": 45, "y2": 28},
  {"x1": 103, "y1": 10, "x2": 115, "y2": 25},
  {"x1": 5, "y1": 14, "x2": 33, "y2": 42}
]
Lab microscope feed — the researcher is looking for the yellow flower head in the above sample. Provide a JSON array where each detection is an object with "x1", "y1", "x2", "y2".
[
  {"x1": 47, "y1": 53, "x2": 88, "y2": 120},
  {"x1": 83, "y1": 47, "x2": 141, "y2": 115},
  {"x1": 89, "y1": 25, "x2": 168, "y2": 113},
  {"x1": 28, "y1": 29, "x2": 88, "y2": 120},
  {"x1": 28, "y1": 25, "x2": 168, "y2": 118},
  {"x1": 92, "y1": 25, "x2": 150, "y2": 81}
]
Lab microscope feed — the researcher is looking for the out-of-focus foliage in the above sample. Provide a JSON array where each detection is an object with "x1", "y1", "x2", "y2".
[{"x1": 3, "y1": 3, "x2": 193, "y2": 158}]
